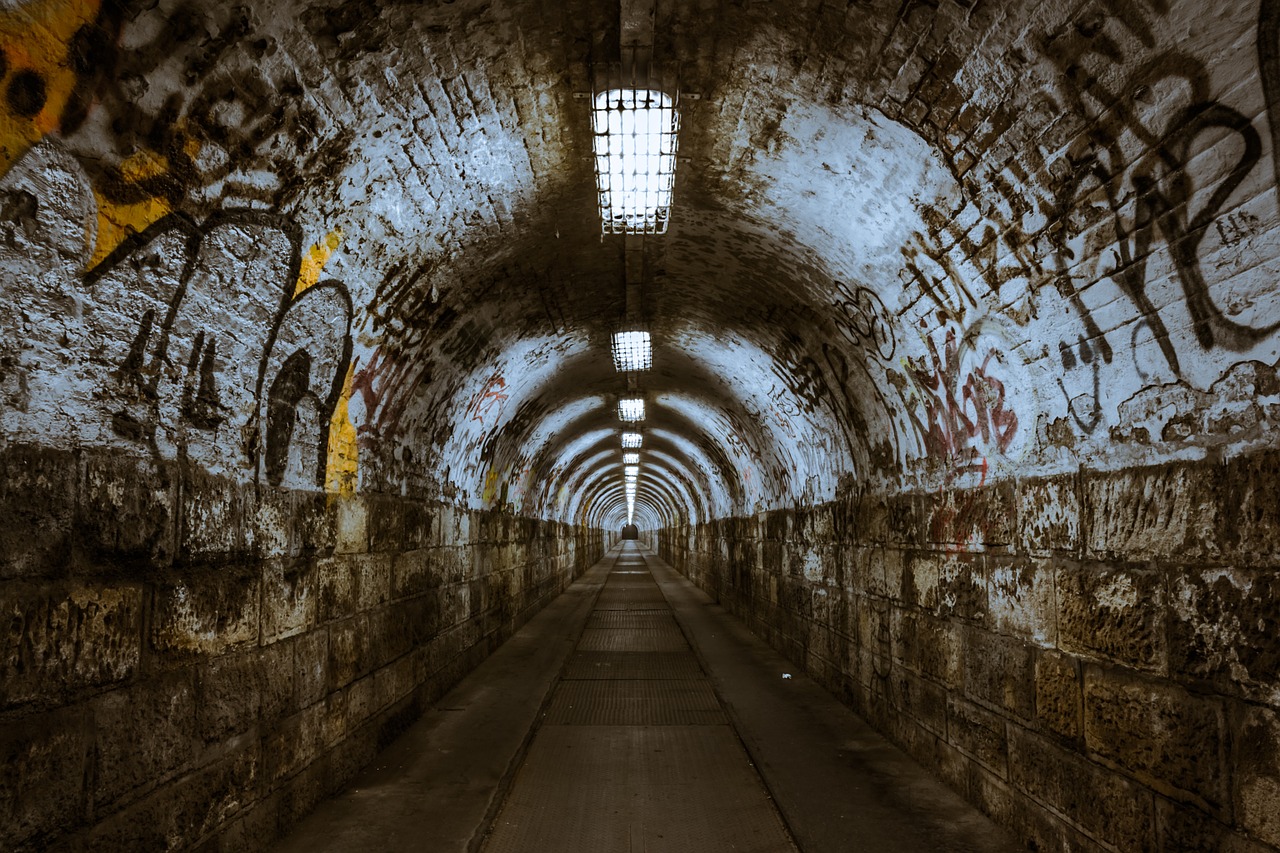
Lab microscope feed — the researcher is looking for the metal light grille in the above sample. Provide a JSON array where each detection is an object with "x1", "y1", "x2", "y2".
[
  {"x1": 618, "y1": 397, "x2": 645, "y2": 421},
  {"x1": 625, "y1": 465, "x2": 639, "y2": 480},
  {"x1": 623, "y1": 452, "x2": 640, "y2": 465},
  {"x1": 593, "y1": 89, "x2": 679, "y2": 235},
  {"x1": 622, "y1": 432, "x2": 643, "y2": 449},
  {"x1": 611, "y1": 330, "x2": 653, "y2": 372}
]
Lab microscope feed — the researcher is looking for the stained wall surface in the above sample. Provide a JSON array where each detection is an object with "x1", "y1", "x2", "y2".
[{"x1": 0, "y1": 0, "x2": 1277, "y2": 850}]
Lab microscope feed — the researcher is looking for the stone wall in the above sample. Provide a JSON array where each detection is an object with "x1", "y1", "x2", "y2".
[
  {"x1": 0, "y1": 442, "x2": 601, "y2": 851},
  {"x1": 660, "y1": 449, "x2": 1280, "y2": 853}
]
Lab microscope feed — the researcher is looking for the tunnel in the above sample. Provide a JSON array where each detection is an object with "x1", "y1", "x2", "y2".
[{"x1": 2, "y1": 0, "x2": 1279, "y2": 849}]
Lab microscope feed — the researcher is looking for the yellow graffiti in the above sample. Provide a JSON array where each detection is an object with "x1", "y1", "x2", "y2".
[
  {"x1": 0, "y1": 0, "x2": 101, "y2": 173},
  {"x1": 295, "y1": 228, "x2": 344, "y2": 297},
  {"x1": 325, "y1": 362, "x2": 358, "y2": 496},
  {"x1": 293, "y1": 229, "x2": 355, "y2": 496},
  {"x1": 89, "y1": 148, "x2": 174, "y2": 269},
  {"x1": 482, "y1": 467, "x2": 502, "y2": 504}
]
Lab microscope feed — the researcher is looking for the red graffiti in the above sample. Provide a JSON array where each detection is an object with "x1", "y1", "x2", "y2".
[
  {"x1": 469, "y1": 373, "x2": 509, "y2": 423},
  {"x1": 908, "y1": 328, "x2": 1019, "y2": 477}
]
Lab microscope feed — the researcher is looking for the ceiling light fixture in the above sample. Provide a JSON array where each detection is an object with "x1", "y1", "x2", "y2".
[
  {"x1": 611, "y1": 329, "x2": 653, "y2": 372},
  {"x1": 618, "y1": 397, "x2": 645, "y2": 421},
  {"x1": 623, "y1": 452, "x2": 639, "y2": 465},
  {"x1": 622, "y1": 432, "x2": 642, "y2": 449},
  {"x1": 592, "y1": 89, "x2": 679, "y2": 235}
]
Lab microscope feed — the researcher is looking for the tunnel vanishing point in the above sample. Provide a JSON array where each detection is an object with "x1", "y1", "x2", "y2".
[{"x1": 2, "y1": 0, "x2": 1280, "y2": 850}]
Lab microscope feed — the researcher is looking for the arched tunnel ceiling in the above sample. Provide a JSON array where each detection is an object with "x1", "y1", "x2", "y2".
[{"x1": 3, "y1": 0, "x2": 1279, "y2": 530}]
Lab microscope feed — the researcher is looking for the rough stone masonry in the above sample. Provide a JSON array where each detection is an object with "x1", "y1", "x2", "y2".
[{"x1": 1, "y1": 0, "x2": 1278, "y2": 850}]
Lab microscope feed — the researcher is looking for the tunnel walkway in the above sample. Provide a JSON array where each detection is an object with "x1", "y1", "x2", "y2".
[{"x1": 274, "y1": 543, "x2": 1022, "y2": 853}]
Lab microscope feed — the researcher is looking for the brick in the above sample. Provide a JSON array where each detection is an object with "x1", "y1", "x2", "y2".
[
  {"x1": 1056, "y1": 563, "x2": 1165, "y2": 672},
  {"x1": 335, "y1": 496, "x2": 368, "y2": 554},
  {"x1": 1082, "y1": 667, "x2": 1226, "y2": 811},
  {"x1": 1220, "y1": 450, "x2": 1280, "y2": 565},
  {"x1": 1, "y1": 581, "x2": 143, "y2": 707},
  {"x1": 79, "y1": 742, "x2": 259, "y2": 850}
]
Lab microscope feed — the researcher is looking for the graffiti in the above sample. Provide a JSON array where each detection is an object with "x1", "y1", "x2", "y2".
[
  {"x1": 831, "y1": 281, "x2": 896, "y2": 360},
  {"x1": 1041, "y1": 2, "x2": 1280, "y2": 385},
  {"x1": 71, "y1": 209, "x2": 353, "y2": 488},
  {"x1": 903, "y1": 319, "x2": 1026, "y2": 478},
  {"x1": 0, "y1": 0, "x2": 346, "y2": 267},
  {"x1": 1057, "y1": 337, "x2": 1102, "y2": 434},
  {"x1": 468, "y1": 372, "x2": 508, "y2": 424}
]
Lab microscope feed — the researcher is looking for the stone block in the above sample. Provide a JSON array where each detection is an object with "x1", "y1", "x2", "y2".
[
  {"x1": 262, "y1": 559, "x2": 317, "y2": 644},
  {"x1": 964, "y1": 628, "x2": 1034, "y2": 720},
  {"x1": 1035, "y1": 650, "x2": 1083, "y2": 743},
  {"x1": 264, "y1": 703, "x2": 324, "y2": 783},
  {"x1": 1235, "y1": 704, "x2": 1280, "y2": 847},
  {"x1": 152, "y1": 568, "x2": 259, "y2": 656},
  {"x1": 1, "y1": 581, "x2": 143, "y2": 707},
  {"x1": 1056, "y1": 563, "x2": 1166, "y2": 672},
  {"x1": 1168, "y1": 567, "x2": 1279, "y2": 699},
  {"x1": 78, "y1": 451, "x2": 176, "y2": 566},
  {"x1": 1083, "y1": 667, "x2": 1226, "y2": 811},
  {"x1": 328, "y1": 615, "x2": 370, "y2": 690},
  {"x1": 295, "y1": 628, "x2": 329, "y2": 709},
  {"x1": 1009, "y1": 727, "x2": 1156, "y2": 852},
  {"x1": 252, "y1": 488, "x2": 294, "y2": 560},
  {"x1": 318, "y1": 556, "x2": 357, "y2": 622},
  {"x1": 0, "y1": 444, "x2": 76, "y2": 578},
  {"x1": 1083, "y1": 464, "x2": 1218, "y2": 561},
  {"x1": 357, "y1": 554, "x2": 393, "y2": 610},
  {"x1": 892, "y1": 608, "x2": 963, "y2": 687},
  {"x1": 367, "y1": 494, "x2": 406, "y2": 552},
  {"x1": 947, "y1": 695, "x2": 1008, "y2": 776},
  {"x1": 180, "y1": 466, "x2": 252, "y2": 562},
  {"x1": 198, "y1": 651, "x2": 261, "y2": 745},
  {"x1": 904, "y1": 552, "x2": 988, "y2": 622},
  {"x1": 1156, "y1": 795, "x2": 1274, "y2": 853},
  {"x1": 888, "y1": 667, "x2": 947, "y2": 737},
  {"x1": 403, "y1": 500, "x2": 434, "y2": 549},
  {"x1": 80, "y1": 742, "x2": 259, "y2": 850},
  {"x1": 292, "y1": 491, "x2": 337, "y2": 557},
  {"x1": 92, "y1": 673, "x2": 196, "y2": 808},
  {"x1": 987, "y1": 557, "x2": 1056, "y2": 646},
  {"x1": 923, "y1": 481, "x2": 1015, "y2": 549},
  {"x1": 260, "y1": 638, "x2": 297, "y2": 725},
  {"x1": 1220, "y1": 449, "x2": 1280, "y2": 566},
  {"x1": 334, "y1": 496, "x2": 367, "y2": 554},
  {"x1": 0, "y1": 707, "x2": 89, "y2": 849},
  {"x1": 1017, "y1": 475, "x2": 1079, "y2": 555}
]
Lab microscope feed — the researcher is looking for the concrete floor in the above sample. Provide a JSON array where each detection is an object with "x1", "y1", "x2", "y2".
[{"x1": 274, "y1": 543, "x2": 1023, "y2": 853}]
